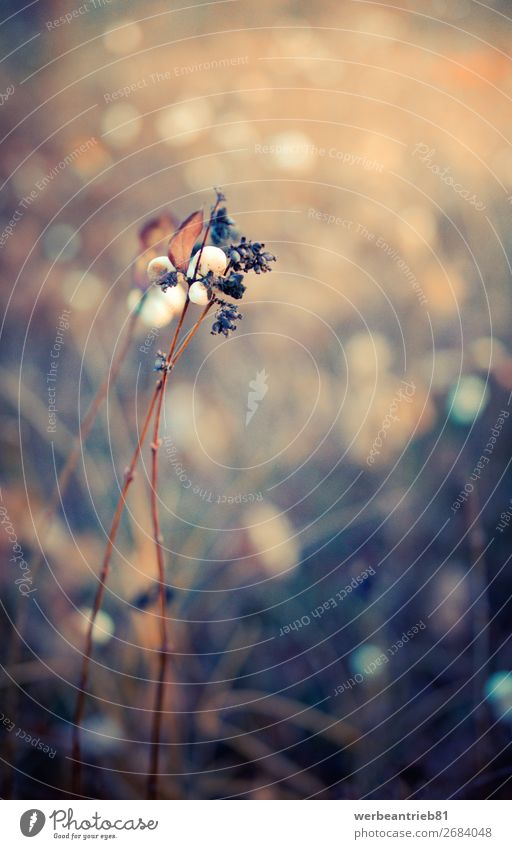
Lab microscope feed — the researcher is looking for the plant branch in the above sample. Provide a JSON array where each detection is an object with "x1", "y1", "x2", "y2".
[
  {"x1": 70, "y1": 297, "x2": 217, "y2": 796},
  {"x1": 145, "y1": 196, "x2": 222, "y2": 799},
  {"x1": 146, "y1": 296, "x2": 215, "y2": 799},
  {"x1": 71, "y1": 377, "x2": 160, "y2": 795},
  {"x1": 72, "y1": 193, "x2": 223, "y2": 797},
  {"x1": 146, "y1": 380, "x2": 169, "y2": 799}
]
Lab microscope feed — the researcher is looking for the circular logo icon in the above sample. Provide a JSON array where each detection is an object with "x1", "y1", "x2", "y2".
[{"x1": 20, "y1": 810, "x2": 46, "y2": 837}]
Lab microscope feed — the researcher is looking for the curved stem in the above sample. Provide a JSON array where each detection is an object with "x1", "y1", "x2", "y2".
[
  {"x1": 146, "y1": 382, "x2": 169, "y2": 799},
  {"x1": 71, "y1": 381, "x2": 160, "y2": 795},
  {"x1": 146, "y1": 299, "x2": 215, "y2": 799},
  {"x1": 144, "y1": 196, "x2": 221, "y2": 799},
  {"x1": 70, "y1": 298, "x2": 215, "y2": 796},
  {"x1": 72, "y1": 189, "x2": 222, "y2": 795}
]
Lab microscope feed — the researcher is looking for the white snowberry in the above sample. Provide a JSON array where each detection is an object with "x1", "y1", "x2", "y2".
[
  {"x1": 127, "y1": 284, "x2": 185, "y2": 328},
  {"x1": 165, "y1": 283, "x2": 187, "y2": 311},
  {"x1": 188, "y1": 281, "x2": 210, "y2": 306},
  {"x1": 147, "y1": 256, "x2": 174, "y2": 282},
  {"x1": 187, "y1": 246, "x2": 227, "y2": 279}
]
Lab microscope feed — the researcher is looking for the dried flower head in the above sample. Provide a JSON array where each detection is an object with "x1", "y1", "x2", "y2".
[
  {"x1": 211, "y1": 301, "x2": 243, "y2": 337},
  {"x1": 210, "y1": 205, "x2": 237, "y2": 245},
  {"x1": 215, "y1": 271, "x2": 246, "y2": 300},
  {"x1": 158, "y1": 269, "x2": 180, "y2": 292},
  {"x1": 145, "y1": 189, "x2": 277, "y2": 336},
  {"x1": 226, "y1": 238, "x2": 276, "y2": 274}
]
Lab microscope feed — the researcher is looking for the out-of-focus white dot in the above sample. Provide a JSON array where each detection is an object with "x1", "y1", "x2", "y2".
[
  {"x1": 155, "y1": 100, "x2": 213, "y2": 146},
  {"x1": 101, "y1": 104, "x2": 141, "y2": 148},
  {"x1": 127, "y1": 286, "x2": 183, "y2": 328},
  {"x1": 350, "y1": 644, "x2": 387, "y2": 677},
  {"x1": 264, "y1": 131, "x2": 315, "y2": 173},
  {"x1": 447, "y1": 375, "x2": 489, "y2": 425},
  {"x1": 81, "y1": 716, "x2": 123, "y2": 754},
  {"x1": 235, "y1": 71, "x2": 271, "y2": 103},
  {"x1": 398, "y1": 206, "x2": 437, "y2": 251},
  {"x1": 103, "y1": 21, "x2": 142, "y2": 54},
  {"x1": 79, "y1": 607, "x2": 115, "y2": 646},
  {"x1": 430, "y1": 563, "x2": 470, "y2": 638},
  {"x1": 345, "y1": 332, "x2": 392, "y2": 380},
  {"x1": 417, "y1": 349, "x2": 460, "y2": 393},
  {"x1": 471, "y1": 337, "x2": 508, "y2": 372},
  {"x1": 62, "y1": 269, "x2": 104, "y2": 309},
  {"x1": 245, "y1": 502, "x2": 299, "y2": 577},
  {"x1": 43, "y1": 224, "x2": 80, "y2": 261},
  {"x1": 211, "y1": 113, "x2": 255, "y2": 148},
  {"x1": 485, "y1": 671, "x2": 512, "y2": 721}
]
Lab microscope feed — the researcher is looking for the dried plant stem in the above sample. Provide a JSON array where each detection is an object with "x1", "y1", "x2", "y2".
[
  {"x1": 73, "y1": 198, "x2": 223, "y2": 796},
  {"x1": 146, "y1": 386, "x2": 169, "y2": 800},
  {"x1": 145, "y1": 300, "x2": 190, "y2": 800},
  {"x1": 71, "y1": 382, "x2": 160, "y2": 795},
  {"x1": 71, "y1": 298, "x2": 215, "y2": 796},
  {"x1": 145, "y1": 199, "x2": 221, "y2": 799},
  {"x1": 146, "y1": 299, "x2": 214, "y2": 799}
]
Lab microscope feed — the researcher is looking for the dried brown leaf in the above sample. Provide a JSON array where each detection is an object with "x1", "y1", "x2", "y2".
[
  {"x1": 167, "y1": 209, "x2": 204, "y2": 271},
  {"x1": 138, "y1": 213, "x2": 179, "y2": 251},
  {"x1": 133, "y1": 212, "x2": 180, "y2": 288}
]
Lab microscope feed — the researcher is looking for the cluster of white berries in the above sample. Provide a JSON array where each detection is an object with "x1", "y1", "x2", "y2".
[{"x1": 147, "y1": 245, "x2": 228, "y2": 307}]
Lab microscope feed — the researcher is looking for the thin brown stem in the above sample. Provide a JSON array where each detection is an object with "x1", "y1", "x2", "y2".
[
  {"x1": 70, "y1": 299, "x2": 216, "y2": 796},
  {"x1": 172, "y1": 300, "x2": 215, "y2": 364},
  {"x1": 145, "y1": 299, "x2": 190, "y2": 800},
  {"x1": 71, "y1": 381, "x2": 160, "y2": 795},
  {"x1": 72, "y1": 198, "x2": 222, "y2": 797},
  {"x1": 71, "y1": 298, "x2": 190, "y2": 794},
  {"x1": 146, "y1": 298, "x2": 215, "y2": 799},
  {"x1": 146, "y1": 385, "x2": 169, "y2": 799}
]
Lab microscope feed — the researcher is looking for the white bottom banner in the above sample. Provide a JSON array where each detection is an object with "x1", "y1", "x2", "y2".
[{"x1": 1, "y1": 800, "x2": 509, "y2": 848}]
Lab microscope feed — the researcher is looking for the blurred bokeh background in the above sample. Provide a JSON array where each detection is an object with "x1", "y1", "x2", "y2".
[{"x1": 1, "y1": 0, "x2": 512, "y2": 800}]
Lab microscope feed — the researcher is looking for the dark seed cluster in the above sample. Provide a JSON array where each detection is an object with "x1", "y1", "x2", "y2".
[
  {"x1": 159, "y1": 270, "x2": 179, "y2": 292},
  {"x1": 215, "y1": 271, "x2": 246, "y2": 300},
  {"x1": 226, "y1": 238, "x2": 276, "y2": 274},
  {"x1": 210, "y1": 205, "x2": 238, "y2": 246},
  {"x1": 211, "y1": 301, "x2": 242, "y2": 337}
]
